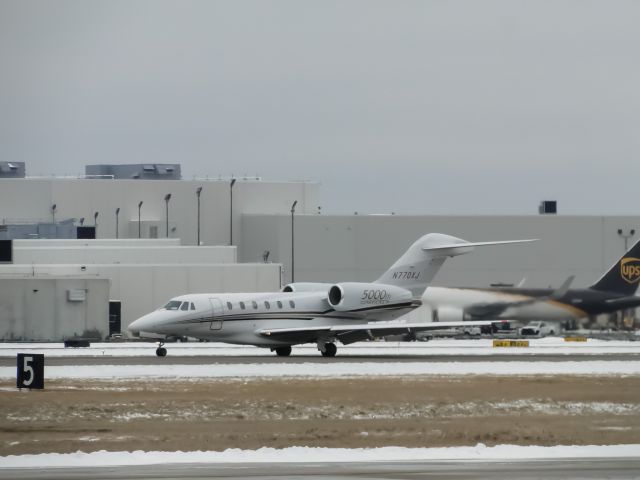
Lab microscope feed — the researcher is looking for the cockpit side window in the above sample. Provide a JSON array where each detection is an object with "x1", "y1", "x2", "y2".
[
  {"x1": 180, "y1": 302, "x2": 189, "y2": 311},
  {"x1": 191, "y1": 303, "x2": 196, "y2": 310},
  {"x1": 164, "y1": 300, "x2": 182, "y2": 310}
]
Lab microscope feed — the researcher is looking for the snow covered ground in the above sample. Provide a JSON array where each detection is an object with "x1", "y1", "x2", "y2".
[
  {"x1": 1, "y1": 338, "x2": 639, "y2": 379},
  {"x1": 1, "y1": 444, "x2": 639, "y2": 468},
  {"x1": 0, "y1": 337, "x2": 639, "y2": 358},
  {"x1": 1, "y1": 360, "x2": 639, "y2": 380}
]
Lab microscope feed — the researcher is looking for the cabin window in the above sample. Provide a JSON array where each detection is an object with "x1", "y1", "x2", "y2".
[
  {"x1": 163, "y1": 300, "x2": 182, "y2": 310},
  {"x1": 252, "y1": 301, "x2": 258, "y2": 309},
  {"x1": 180, "y1": 302, "x2": 189, "y2": 311},
  {"x1": 240, "y1": 301, "x2": 246, "y2": 310},
  {"x1": 264, "y1": 301, "x2": 270, "y2": 309},
  {"x1": 191, "y1": 303, "x2": 196, "y2": 310},
  {"x1": 289, "y1": 300, "x2": 295, "y2": 308},
  {"x1": 227, "y1": 302, "x2": 233, "y2": 310},
  {"x1": 277, "y1": 301, "x2": 283, "y2": 309}
]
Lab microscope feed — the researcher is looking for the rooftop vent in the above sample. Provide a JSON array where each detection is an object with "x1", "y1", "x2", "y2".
[{"x1": 538, "y1": 200, "x2": 557, "y2": 215}]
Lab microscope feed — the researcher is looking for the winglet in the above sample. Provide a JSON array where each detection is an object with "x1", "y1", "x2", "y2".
[{"x1": 551, "y1": 275, "x2": 574, "y2": 299}]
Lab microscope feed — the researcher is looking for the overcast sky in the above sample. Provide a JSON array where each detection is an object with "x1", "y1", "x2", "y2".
[{"x1": 1, "y1": 0, "x2": 639, "y2": 214}]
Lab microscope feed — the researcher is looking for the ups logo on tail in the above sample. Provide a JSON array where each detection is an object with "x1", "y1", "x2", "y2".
[{"x1": 620, "y1": 257, "x2": 640, "y2": 284}]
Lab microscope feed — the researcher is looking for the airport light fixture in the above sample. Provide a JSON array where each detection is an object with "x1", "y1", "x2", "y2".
[
  {"x1": 196, "y1": 186, "x2": 202, "y2": 246},
  {"x1": 290, "y1": 200, "x2": 298, "y2": 283},
  {"x1": 138, "y1": 201, "x2": 143, "y2": 238},
  {"x1": 51, "y1": 204, "x2": 57, "y2": 224},
  {"x1": 617, "y1": 228, "x2": 636, "y2": 251},
  {"x1": 115, "y1": 207, "x2": 120, "y2": 239},
  {"x1": 229, "y1": 178, "x2": 236, "y2": 245},
  {"x1": 164, "y1": 194, "x2": 172, "y2": 238}
]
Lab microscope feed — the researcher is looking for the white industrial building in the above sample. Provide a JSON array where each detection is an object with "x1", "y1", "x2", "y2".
[
  {"x1": 0, "y1": 169, "x2": 638, "y2": 340},
  {"x1": 0, "y1": 277, "x2": 110, "y2": 341}
]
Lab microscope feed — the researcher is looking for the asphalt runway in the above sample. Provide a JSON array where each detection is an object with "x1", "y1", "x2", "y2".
[
  {"x1": 2, "y1": 458, "x2": 639, "y2": 480},
  {"x1": 1, "y1": 352, "x2": 638, "y2": 366}
]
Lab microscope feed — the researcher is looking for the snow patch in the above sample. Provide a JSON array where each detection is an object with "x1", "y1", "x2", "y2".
[
  {"x1": 1, "y1": 338, "x2": 639, "y2": 359},
  {"x1": 1, "y1": 360, "x2": 639, "y2": 380},
  {"x1": 1, "y1": 444, "x2": 640, "y2": 468}
]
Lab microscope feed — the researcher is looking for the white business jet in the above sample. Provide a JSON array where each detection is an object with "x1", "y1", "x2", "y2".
[{"x1": 128, "y1": 233, "x2": 534, "y2": 357}]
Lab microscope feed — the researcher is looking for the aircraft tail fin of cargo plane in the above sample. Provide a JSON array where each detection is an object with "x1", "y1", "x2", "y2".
[
  {"x1": 129, "y1": 232, "x2": 535, "y2": 357},
  {"x1": 589, "y1": 239, "x2": 640, "y2": 295}
]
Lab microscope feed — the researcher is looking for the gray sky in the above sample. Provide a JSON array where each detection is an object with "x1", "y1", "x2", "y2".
[{"x1": 1, "y1": 0, "x2": 639, "y2": 214}]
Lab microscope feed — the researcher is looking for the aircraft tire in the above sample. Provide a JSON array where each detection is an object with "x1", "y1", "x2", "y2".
[
  {"x1": 275, "y1": 346, "x2": 292, "y2": 357},
  {"x1": 321, "y1": 343, "x2": 337, "y2": 357},
  {"x1": 156, "y1": 347, "x2": 167, "y2": 357}
]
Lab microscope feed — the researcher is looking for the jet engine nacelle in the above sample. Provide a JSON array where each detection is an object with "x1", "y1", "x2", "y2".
[
  {"x1": 432, "y1": 306, "x2": 465, "y2": 322},
  {"x1": 281, "y1": 282, "x2": 333, "y2": 293},
  {"x1": 327, "y1": 282, "x2": 413, "y2": 312}
]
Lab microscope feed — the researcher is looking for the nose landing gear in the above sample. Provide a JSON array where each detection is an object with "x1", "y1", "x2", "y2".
[{"x1": 156, "y1": 342, "x2": 167, "y2": 357}]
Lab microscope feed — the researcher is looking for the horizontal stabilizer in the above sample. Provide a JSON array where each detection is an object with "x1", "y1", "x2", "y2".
[
  {"x1": 604, "y1": 296, "x2": 640, "y2": 309},
  {"x1": 422, "y1": 239, "x2": 537, "y2": 251}
]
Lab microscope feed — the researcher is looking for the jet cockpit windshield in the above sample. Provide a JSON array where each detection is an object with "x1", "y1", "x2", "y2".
[
  {"x1": 163, "y1": 300, "x2": 182, "y2": 310},
  {"x1": 163, "y1": 300, "x2": 197, "y2": 311}
]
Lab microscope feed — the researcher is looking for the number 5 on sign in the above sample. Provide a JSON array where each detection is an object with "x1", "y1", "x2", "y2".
[{"x1": 17, "y1": 353, "x2": 44, "y2": 389}]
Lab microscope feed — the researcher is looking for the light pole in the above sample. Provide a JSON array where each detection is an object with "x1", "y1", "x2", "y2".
[
  {"x1": 229, "y1": 178, "x2": 236, "y2": 245},
  {"x1": 290, "y1": 200, "x2": 298, "y2": 283},
  {"x1": 138, "y1": 201, "x2": 143, "y2": 238},
  {"x1": 94, "y1": 211, "x2": 99, "y2": 237},
  {"x1": 79, "y1": 217, "x2": 84, "y2": 226},
  {"x1": 115, "y1": 207, "x2": 120, "y2": 239},
  {"x1": 617, "y1": 228, "x2": 636, "y2": 251},
  {"x1": 196, "y1": 186, "x2": 202, "y2": 246},
  {"x1": 164, "y1": 194, "x2": 172, "y2": 238},
  {"x1": 51, "y1": 204, "x2": 57, "y2": 224}
]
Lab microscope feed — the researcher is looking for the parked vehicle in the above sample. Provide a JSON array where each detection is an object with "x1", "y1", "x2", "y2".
[{"x1": 519, "y1": 321, "x2": 557, "y2": 337}]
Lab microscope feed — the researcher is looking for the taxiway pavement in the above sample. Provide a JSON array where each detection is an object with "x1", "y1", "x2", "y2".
[{"x1": 2, "y1": 458, "x2": 640, "y2": 480}]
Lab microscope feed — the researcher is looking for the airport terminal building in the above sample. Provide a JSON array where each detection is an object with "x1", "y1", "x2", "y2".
[{"x1": 0, "y1": 164, "x2": 638, "y2": 340}]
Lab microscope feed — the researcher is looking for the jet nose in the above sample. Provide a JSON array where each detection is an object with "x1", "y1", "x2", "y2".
[{"x1": 128, "y1": 313, "x2": 156, "y2": 337}]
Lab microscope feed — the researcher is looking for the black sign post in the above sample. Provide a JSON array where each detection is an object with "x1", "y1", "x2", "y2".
[{"x1": 17, "y1": 353, "x2": 44, "y2": 389}]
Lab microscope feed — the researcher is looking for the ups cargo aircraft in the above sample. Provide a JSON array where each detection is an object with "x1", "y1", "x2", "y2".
[
  {"x1": 422, "y1": 238, "x2": 640, "y2": 325},
  {"x1": 128, "y1": 233, "x2": 534, "y2": 357}
]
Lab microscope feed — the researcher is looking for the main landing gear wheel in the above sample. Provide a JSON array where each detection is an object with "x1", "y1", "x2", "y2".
[
  {"x1": 274, "y1": 346, "x2": 292, "y2": 357},
  {"x1": 321, "y1": 343, "x2": 337, "y2": 357},
  {"x1": 156, "y1": 342, "x2": 167, "y2": 357}
]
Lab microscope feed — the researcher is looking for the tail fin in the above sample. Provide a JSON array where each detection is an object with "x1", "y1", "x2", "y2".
[
  {"x1": 590, "y1": 238, "x2": 640, "y2": 295},
  {"x1": 374, "y1": 233, "x2": 535, "y2": 296}
]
